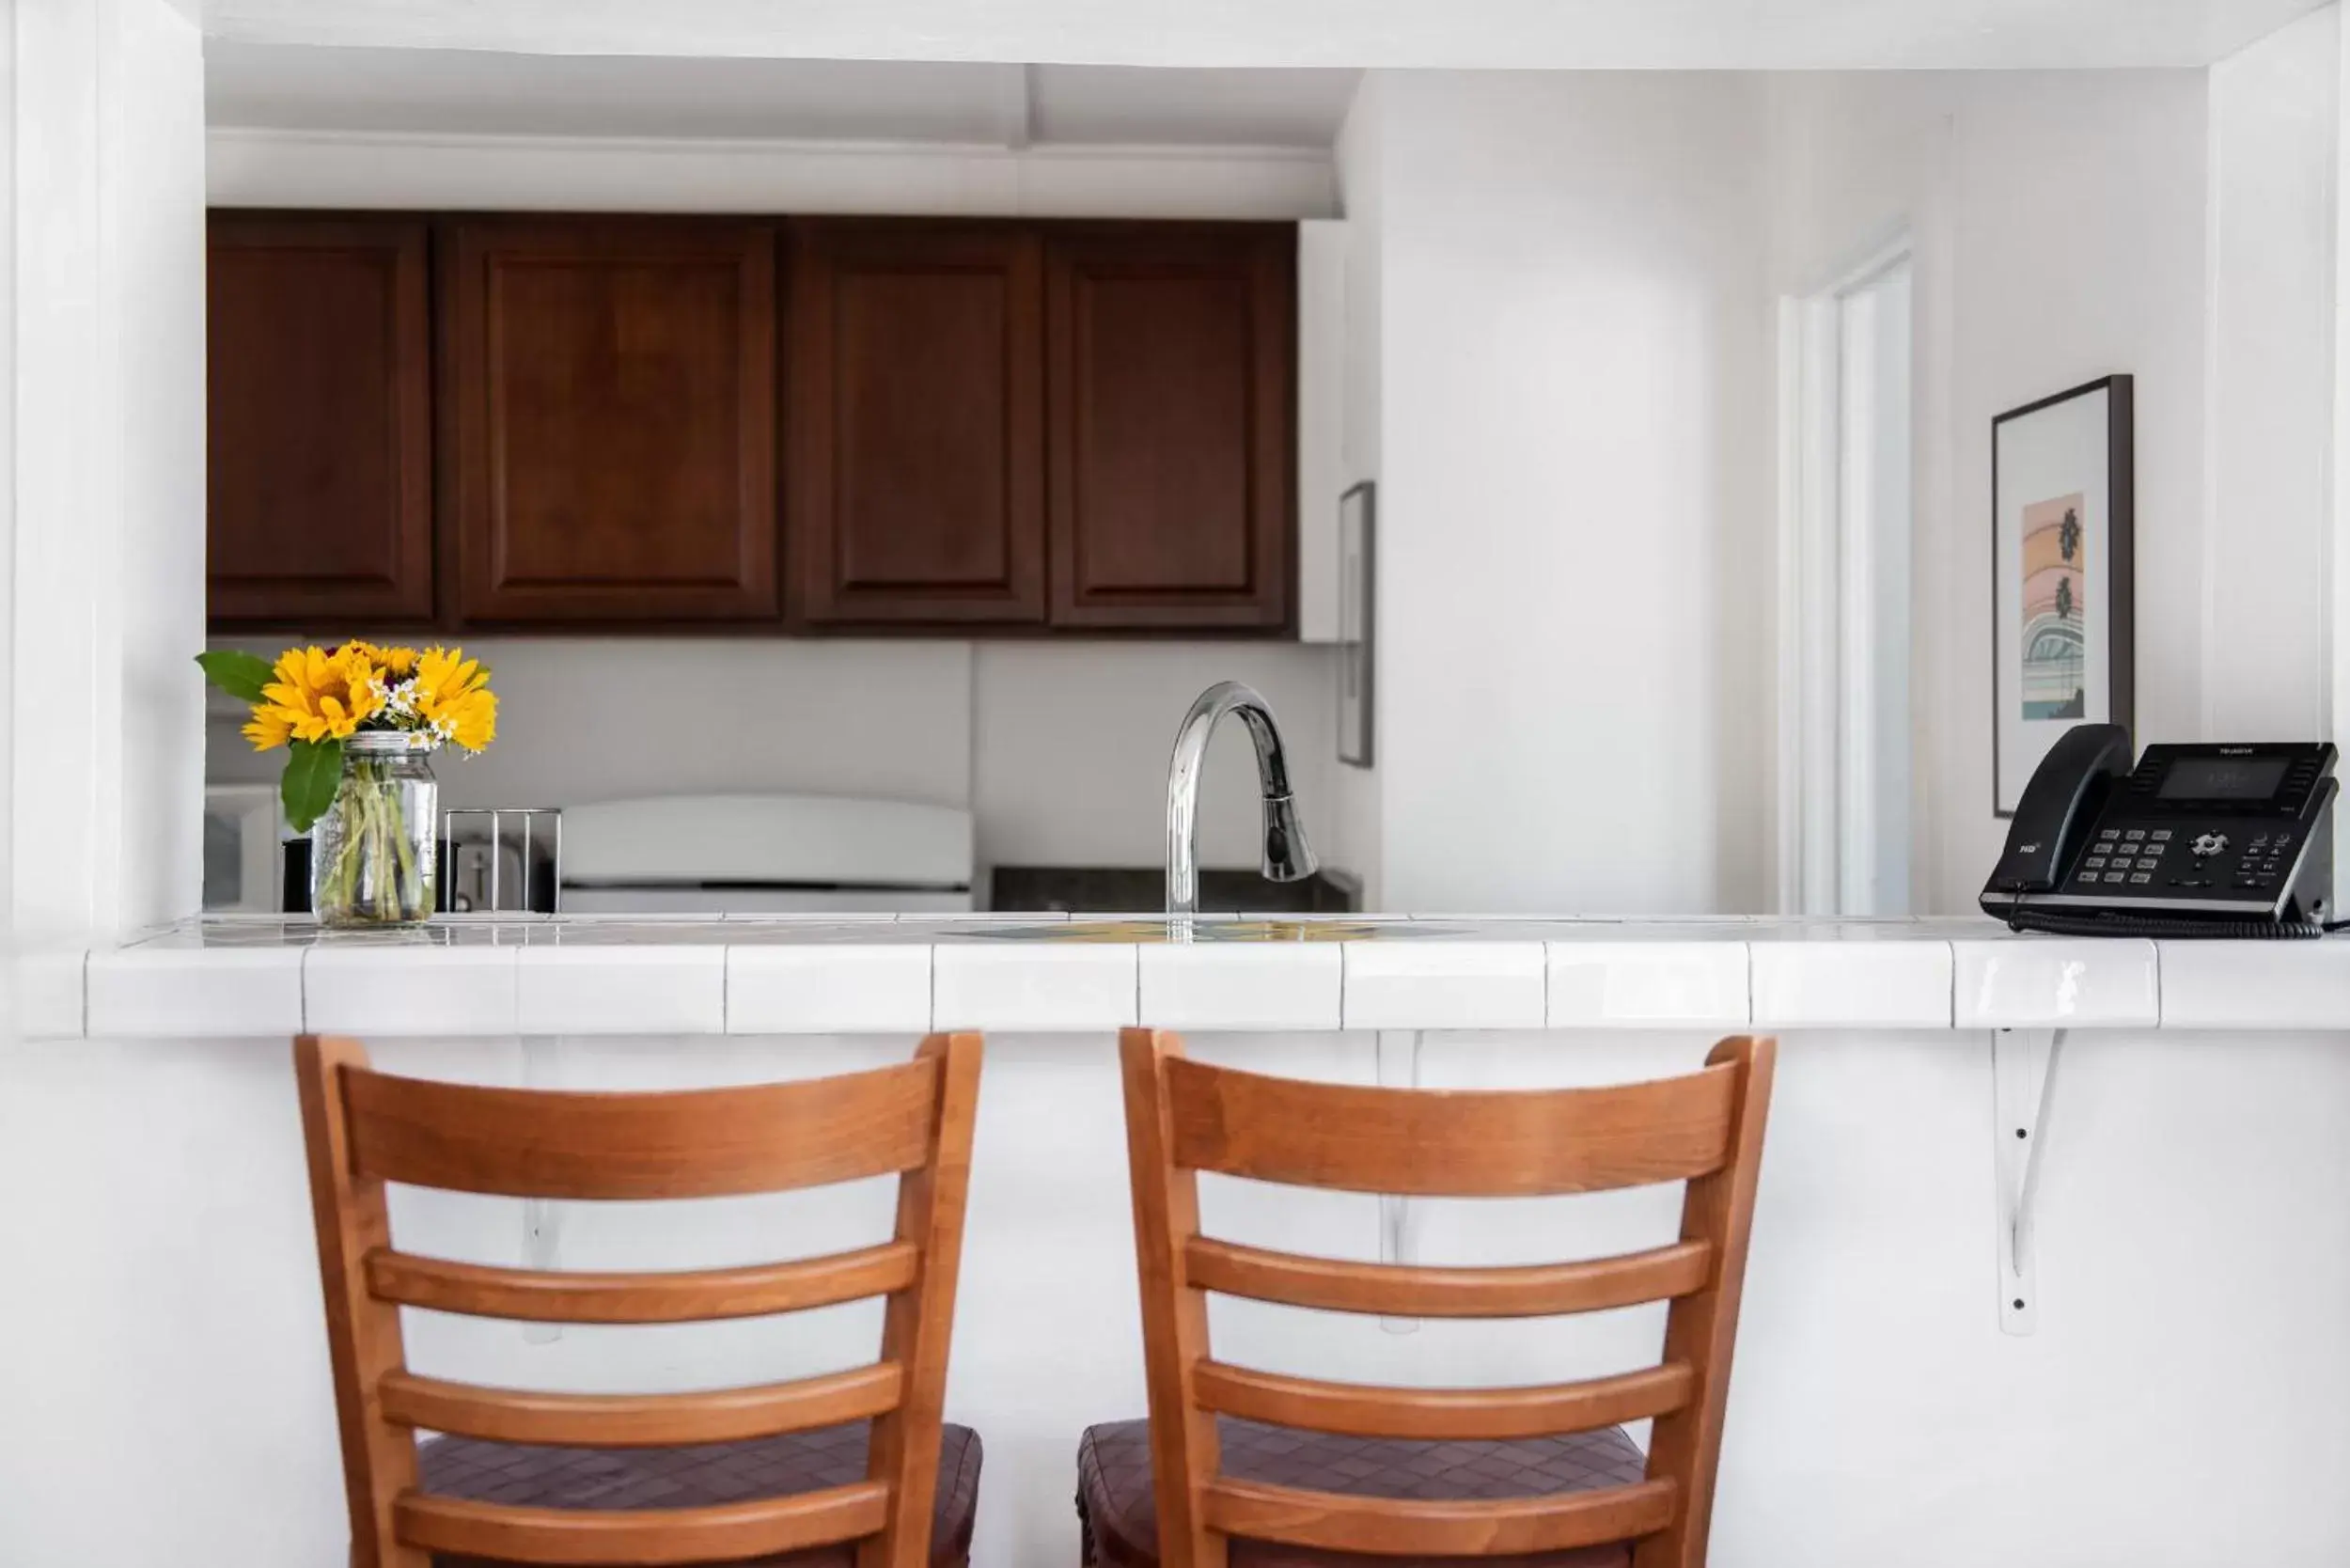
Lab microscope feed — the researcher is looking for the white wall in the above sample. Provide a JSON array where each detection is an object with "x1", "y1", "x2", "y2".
[
  {"x1": 1355, "y1": 71, "x2": 1777, "y2": 914},
  {"x1": 115, "y1": 0, "x2": 211, "y2": 933},
  {"x1": 1333, "y1": 61, "x2": 2284, "y2": 917},
  {"x1": 1765, "y1": 70, "x2": 2216, "y2": 912},
  {"x1": 0, "y1": 0, "x2": 17, "y2": 939},
  {"x1": 209, "y1": 637, "x2": 1336, "y2": 881},
  {"x1": 7, "y1": 0, "x2": 207, "y2": 938},
  {"x1": 2206, "y1": 4, "x2": 2340, "y2": 739}
]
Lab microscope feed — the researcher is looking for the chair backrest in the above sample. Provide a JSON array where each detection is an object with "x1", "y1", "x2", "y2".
[
  {"x1": 294, "y1": 1030, "x2": 983, "y2": 1568},
  {"x1": 1117, "y1": 1027, "x2": 1775, "y2": 1568}
]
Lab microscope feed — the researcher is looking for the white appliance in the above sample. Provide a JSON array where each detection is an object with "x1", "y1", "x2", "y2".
[{"x1": 556, "y1": 793, "x2": 975, "y2": 915}]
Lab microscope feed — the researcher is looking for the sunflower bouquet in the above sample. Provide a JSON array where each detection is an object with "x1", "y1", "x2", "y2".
[{"x1": 197, "y1": 642, "x2": 497, "y2": 925}]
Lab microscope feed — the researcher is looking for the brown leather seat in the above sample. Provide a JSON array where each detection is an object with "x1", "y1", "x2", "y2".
[
  {"x1": 1076, "y1": 1418, "x2": 1646, "y2": 1568},
  {"x1": 419, "y1": 1419, "x2": 983, "y2": 1568}
]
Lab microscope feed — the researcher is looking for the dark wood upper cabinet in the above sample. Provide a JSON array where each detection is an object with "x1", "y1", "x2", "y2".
[
  {"x1": 787, "y1": 221, "x2": 1046, "y2": 627},
  {"x1": 1045, "y1": 225, "x2": 1294, "y2": 632},
  {"x1": 207, "y1": 213, "x2": 434, "y2": 627},
  {"x1": 443, "y1": 217, "x2": 778, "y2": 625},
  {"x1": 209, "y1": 212, "x2": 1299, "y2": 637}
]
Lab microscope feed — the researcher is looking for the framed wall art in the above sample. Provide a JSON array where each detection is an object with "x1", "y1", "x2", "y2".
[
  {"x1": 1992, "y1": 375, "x2": 2134, "y2": 816},
  {"x1": 1338, "y1": 480, "x2": 1374, "y2": 768}
]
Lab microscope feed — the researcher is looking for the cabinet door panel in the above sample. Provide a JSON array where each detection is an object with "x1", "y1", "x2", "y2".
[
  {"x1": 1046, "y1": 226, "x2": 1293, "y2": 631},
  {"x1": 788, "y1": 222, "x2": 1043, "y2": 626},
  {"x1": 446, "y1": 218, "x2": 776, "y2": 624},
  {"x1": 208, "y1": 213, "x2": 433, "y2": 627}
]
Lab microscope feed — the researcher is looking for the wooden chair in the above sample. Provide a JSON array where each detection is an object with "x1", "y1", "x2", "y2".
[
  {"x1": 1078, "y1": 1028, "x2": 1775, "y2": 1568},
  {"x1": 295, "y1": 1031, "x2": 984, "y2": 1568}
]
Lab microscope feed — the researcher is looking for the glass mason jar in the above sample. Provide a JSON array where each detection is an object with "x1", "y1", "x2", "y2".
[{"x1": 312, "y1": 733, "x2": 437, "y2": 928}]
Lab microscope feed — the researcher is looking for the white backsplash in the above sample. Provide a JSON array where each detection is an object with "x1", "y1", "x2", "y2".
[{"x1": 205, "y1": 636, "x2": 1340, "y2": 878}]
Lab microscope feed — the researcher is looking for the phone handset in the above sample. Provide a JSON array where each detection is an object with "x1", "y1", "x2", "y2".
[{"x1": 1987, "y1": 723, "x2": 2132, "y2": 897}]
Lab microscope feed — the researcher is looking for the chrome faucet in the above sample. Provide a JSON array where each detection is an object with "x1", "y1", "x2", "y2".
[{"x1": 1166, "y1": 682, "x2": 1318, "y2": 917}]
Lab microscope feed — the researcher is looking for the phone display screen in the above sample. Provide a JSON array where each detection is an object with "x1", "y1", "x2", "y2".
[{"x1": 2156, "y1": 756, "x2": 2289, "y2": 801}]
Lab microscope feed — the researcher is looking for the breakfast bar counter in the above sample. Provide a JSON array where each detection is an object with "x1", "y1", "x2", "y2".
[
  {"x1": 17, "y1": 911, "x2": 2350, "y2": 1037},
  {"x1": 8, "y1": 915, "x2": 2350, "y2": 1568}
]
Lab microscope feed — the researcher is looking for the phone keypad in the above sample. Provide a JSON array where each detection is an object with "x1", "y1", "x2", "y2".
[{"x1": 2073, "y1": 819, "x2": 2305, "y2": 897}]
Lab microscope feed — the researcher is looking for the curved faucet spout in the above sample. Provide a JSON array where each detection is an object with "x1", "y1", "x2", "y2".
[{"x1": 1166, "y1": 681, "x2": 1320, "y2": 917}]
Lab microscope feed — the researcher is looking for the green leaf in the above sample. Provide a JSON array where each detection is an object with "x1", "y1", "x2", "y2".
[
  {"x1": 195, "y1": 650, "x2": 275, "y2": 704},
  {"x1": 282, "y1": 738, "x2": 344, "y2": 834}
]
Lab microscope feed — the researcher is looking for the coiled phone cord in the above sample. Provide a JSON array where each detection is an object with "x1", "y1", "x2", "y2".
[
  {"x1": 2002, "y1": 887, "x2": 2333, "y2": 939},
  {"x1": 2002, "y1": 909, "x2": 2327, "y2": 939}
]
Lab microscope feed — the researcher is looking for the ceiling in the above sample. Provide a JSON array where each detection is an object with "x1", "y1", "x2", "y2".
[
  {"x1": 205, "y1": 46, "x2": 1364, "y2": 147},
  {"x1": 204, "y1": 0, "x2": 2329, "y2": 71}
]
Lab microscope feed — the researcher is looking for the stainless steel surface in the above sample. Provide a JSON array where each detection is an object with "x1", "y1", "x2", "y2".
[
  {"x1": 1165, "y1": 681, "x2": 1318, "y2": 917},
  {"x1": 441, "y1": 806, "x2": 563, "y2": 914}
]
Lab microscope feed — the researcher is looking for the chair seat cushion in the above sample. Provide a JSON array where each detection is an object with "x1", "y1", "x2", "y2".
[
  {"x1": 1076, "y1": 1417, "x2": 1645, "y2": 1568},
  {"x1": 417, "y1": 1418, "x2": 981, "y2": 1568}
]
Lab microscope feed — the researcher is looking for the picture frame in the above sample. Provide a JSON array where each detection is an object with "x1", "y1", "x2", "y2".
[
  {"x1": 1991, "y1": 374, "x2": 2134, "y2": 816},
  {"x1": 1338, "y1": 480, "x2": 1375, "y2": 768}
]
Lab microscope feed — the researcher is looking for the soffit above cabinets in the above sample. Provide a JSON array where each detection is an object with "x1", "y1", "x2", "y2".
[
  {"x1": 206, "y1": 0, "x2": 2326, "y2": 71},
  {"x1": 203, "y1": 46, "x2": 1364, "y2": 149}
]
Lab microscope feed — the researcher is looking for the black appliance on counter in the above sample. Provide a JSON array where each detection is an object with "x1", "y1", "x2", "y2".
[
  {"x1": 1982, "y1": 724, "x2": 2336, "y2": 937},
  {"x1": 280, "y1": 835, "x2": 559, "y2": 916}
]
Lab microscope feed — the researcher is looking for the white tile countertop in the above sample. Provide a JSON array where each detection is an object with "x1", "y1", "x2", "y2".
[{"x1": 12, "y1": 912, "x2": 2350, "y2": 1037}]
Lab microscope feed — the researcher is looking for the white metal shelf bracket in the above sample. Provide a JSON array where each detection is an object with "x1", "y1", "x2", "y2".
[
  {"x1": 1375, "y1": 1029, "x2": 1422, "y2": 1335},
  {"x1": 1992, "y1": 1027, "x2": 2063, "y2": 1337}
]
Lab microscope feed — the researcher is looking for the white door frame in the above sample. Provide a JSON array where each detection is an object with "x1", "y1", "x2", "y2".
[{"x1": 1778, "y1": 236, "x2": 1915, "y2": 917}]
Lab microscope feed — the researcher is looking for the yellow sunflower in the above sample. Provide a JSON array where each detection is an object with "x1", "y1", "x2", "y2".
[
  {"x1": 246, "y1": 644, "x2": 384, "y2": 749},
  {"x1": 341, "y1": 641, "x2": 420, "y2": 681},
  {"x1": 242, "y1": 705, "x2": 296, "y2": 751},
  {"x1": 413, "y1": 646, "x2": 498, "y2": 753}
]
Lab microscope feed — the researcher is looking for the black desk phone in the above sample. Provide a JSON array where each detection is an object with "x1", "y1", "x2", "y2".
[{"x1": 1981, "y1": 725, "x2": 2338, "y2": 937}]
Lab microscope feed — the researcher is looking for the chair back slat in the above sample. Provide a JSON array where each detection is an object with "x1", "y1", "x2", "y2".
[
  {"x1": 862, "y1": 1018, "x2": 985, "y2": 1568},
  {"x1": 1120, "y1": 1027, "x2": 1775, "y2": 1568},
  {"x1": 377, "y1": 1364, "x2": 903, "y2": 1448},
  {"x1": 1162, "y1": 1054, "x2": 1740, "y2": 1196},
  {"x1": 342, "y1": 1058, "x2": 939, "y2": 1199},
  {"x1": 1192, "y1": 1360, "x2": 1692, "y2": 1441},
  {"x1": 1198, "y1": 1476, "x2": 1680, "y2": 1558},
  {"x1": 1630, "y1": 1036, "x2": 1775, "y2": 1568},
  {"x1": 295, "y1": 1031, "x2": 982, "y2": 1568},
  {"x1": 393, "y1": 1482, "x2": 892, "y2": 1566},
  {"x1": 1183, "y1": 1236, "x2": 1713, "y2": 1318},
  {"x1": 366, "y1": 1240, "x2": 919, "y2": 1323}
]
